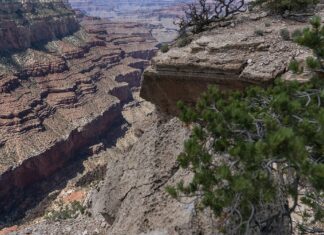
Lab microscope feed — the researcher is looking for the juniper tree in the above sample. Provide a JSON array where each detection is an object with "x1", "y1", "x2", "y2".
[
  {"x1": 167, "y1": 78, "x2": 324, "y2": 234},
  {"x1": 292, "y1": 16, "x2": 324, "y2": 72},
  {"x1": 178, "y1": 0, "x2": 246, "y2": 34}
]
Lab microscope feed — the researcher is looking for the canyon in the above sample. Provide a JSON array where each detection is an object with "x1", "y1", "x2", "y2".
[
  {"x1": 0, "y1": 0, "x2": 323, "y2": 235},
  {"x1": 68, "y1": 0, "x2": 191, "y2": 43},
  {"x1": 0, "y1": 0, "x2": 159, "y2": 227}
]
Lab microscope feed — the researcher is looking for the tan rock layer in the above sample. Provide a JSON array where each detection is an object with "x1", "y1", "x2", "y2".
[{"x1": 141, "y1": 15, "x2": 312, "y2": 114}]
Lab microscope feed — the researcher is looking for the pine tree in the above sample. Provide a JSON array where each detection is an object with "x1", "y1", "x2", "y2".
[
  {"x1": 168, "y1": 13, "x2": 324, "y2": 235},
  {"x1": 292, "y1": 16, "x2": 324, "y2": 72}
]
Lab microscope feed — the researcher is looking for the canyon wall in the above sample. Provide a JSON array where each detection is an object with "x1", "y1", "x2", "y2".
[
  {"x1": 1, "y1": 2, "x2": 321, "y2": 235},
  {"x1": 0, "y1": 1, "x2": 158, "y2": 223},
  {"x1": 0, "y1": 0, "x2": 79, "y2": 51},
  {"x1": 68, "y1": 0, "x2": 190, "y2": 43}
]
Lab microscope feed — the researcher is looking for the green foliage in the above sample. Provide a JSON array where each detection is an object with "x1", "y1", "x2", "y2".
[
  {"x1": 292, "y1": 29, "x2": 303, "y2": 40},
  {"x1": 289, "y1": 59, "x2": 303, "y2": 73},
  {"x1": 280, "y1": 28, "x2": 291, "y2": 41},
  {"x1": 45, "y1": 201, "x2": 85, "y2": 221},
  {"x1": 169, "y1": 78, "x2": 324, "y2": 234},
  {"x1": 177, "y1": 37, "x2": 192, "y2": 48},
  {"x1": 291, "y1": 16, "x2": 324, "y2": 73},
  {"x1": 252, "y1": 0, "x2": 319, "y2": 14},
  {"x1": 254, "y1": 29, "x2": 264, "y2": 36},
  {"x1": 160, "y1": 44, "x2": 170, "y2": 53}
]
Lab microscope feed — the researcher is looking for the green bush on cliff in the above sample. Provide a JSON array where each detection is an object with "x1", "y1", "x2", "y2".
[
  {"x1": 291, "y1": 16, "x2": 324, "y2": 72},
  {"x1": 45, "y1": 201, "x2": 85, "y2": 221},
  {"x1": 167, "y1": 12, "x2": 324, "y2": 234},
  {"x1": 252, "y1": 0, "x2": 319, "y2": 14},
  {"x1": 160, "y1": 44, "x2": 170, "y2": 53},
  {"x1": 167, "y1": 78, "x2": 324, "y2": 234}
]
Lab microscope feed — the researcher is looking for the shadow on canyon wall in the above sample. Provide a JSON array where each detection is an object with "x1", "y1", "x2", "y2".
[{"x1": 0, "y1": 116, "x2": 128, "y2": 228}]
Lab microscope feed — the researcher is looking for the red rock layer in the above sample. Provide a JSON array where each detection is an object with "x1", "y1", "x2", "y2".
[{"x1": 0, "y1": 17, "x2": 158, "y2": 218}]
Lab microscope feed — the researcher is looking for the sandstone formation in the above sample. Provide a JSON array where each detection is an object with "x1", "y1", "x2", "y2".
[
  {"x1": 0, "y1": 7, "x2": 158, "y2": 224},
  {"x1": 141, "y1": 14, "x2": 314, "y2": 113}
]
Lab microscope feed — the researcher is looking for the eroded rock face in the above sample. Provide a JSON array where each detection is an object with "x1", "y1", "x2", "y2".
[
  {"x1": 0, "y1": 0, "x2": 79, "y2": 51},
  {"x1": 9, "y1": 114, "x2": 216, "y2": 235},
  {"x1": 140, "y1": 14, "x2": 313, "y2": 114},
  {"x1": 90, "y1": 117, "x2": 192, "y2": 234},
  {"x1": 0, "y1": 13, "x2": 158, "y2": 223}
]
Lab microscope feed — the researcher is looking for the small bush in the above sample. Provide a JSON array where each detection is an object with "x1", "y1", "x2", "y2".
[
  {"x1": 280, "y1": 28, "x2": 291, "y2": 41},
  {"x1": 177, "y1": 37, "x2": 192, "y2": 48},
  {"x1": 291, "y1": 29, "x2": 303, "y2": 40},
  {"x1": 160, "y1": 44, "x2": 169, "y2": 53},
  {"x1": 293, "y1": 16, "x2": 324, "y2": 71},
  {"x1": 254, "y1": 29, "x2": 264, "y2": 36},
  {"x1": 252, "y1": 0, "x2": 319, "y2": 14},
  {"x1": 265, "y1": 22, "x2": 271, "y2": 27},
  {"x1": 45, "y1": 201, "x2": 85, "y2": 221},
  {"x1": 289, "y1": 59, "x2": 302, "y2": 73}
]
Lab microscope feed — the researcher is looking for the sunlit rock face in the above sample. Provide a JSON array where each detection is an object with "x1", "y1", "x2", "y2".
[
  {"x1": 140, "y1": 11, "x2": 313, "y2": 114},
  {"x1": 68, "y1": 0, "x2": 192, "y2": 42}
]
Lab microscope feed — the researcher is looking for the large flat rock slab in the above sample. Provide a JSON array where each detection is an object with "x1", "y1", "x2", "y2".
[{"x1": 141, "y1": 14, "x2": 313, "y2": 113}]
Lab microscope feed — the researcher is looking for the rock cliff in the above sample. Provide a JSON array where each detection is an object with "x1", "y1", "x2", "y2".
[
  {"x1": 0, "y1": 2, "x2": 158, "y2": 224},
  {"x1": 0, "y1": 0, "x2": 79, "y2": 51},
  {"x1": 1, "y1": 3, "x2": 323, "y2": 235},
  {"x1": 141, "y1": 13, "x2": 314, "y2": 113}
]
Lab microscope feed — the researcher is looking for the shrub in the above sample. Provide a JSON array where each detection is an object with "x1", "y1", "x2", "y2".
[
  {"x1": 160, "y1": 44, "x2": 169, "y2": 53},
  {"x1": 290, "y1": 16, "x2": 324, "y2": 73},
  {"x1": 167, "y1": 79, "x2": 324, "y2": 234},
  {"x1": 177, "y1": 37, "x2": 192, "y2": 48},
  {"x1": 291, "y1": 29, "x2": 303, "y2": 40},
  {"x1": 45, "y1": 201, "x2": 85, "y2": 221},
  {"x1": 289, "y1": 59, "x2": 303, "y2": 73},
  {"x1": 280, "y1": 28, "x2": 291, "y2": 40},
  {"x1": 252, "y1": 0, "x2": 319, "y2": 14},
  {"x1": 254, "y1": 29, "x2": 264, "y2": 36},
  {"x1": 178, "y1": 0, "x2": 247, "y2": 34}
]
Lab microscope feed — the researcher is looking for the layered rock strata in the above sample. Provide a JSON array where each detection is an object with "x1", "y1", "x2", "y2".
[
  {"x1": 0, "y1": 0, "x2": 79, "y2": 51},
  {"x1": 141, "y1": 14, "x2": 313, "y2": 113},
  {"x1": 0, "y1": 14, "x2": 158, "y2": 223},
  {"x1": 68, "y1": 0, "x2": 190, "y2": 42}
]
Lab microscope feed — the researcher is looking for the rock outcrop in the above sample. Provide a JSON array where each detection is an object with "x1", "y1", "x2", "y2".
[
  {"x1": 141, "y1": 14, "x2": 313, "y2": 113},
  {"x1": 0, "y1": 6, "x2": 158, "y2": 224},
  {"x1": 0, "y1": 0, "x2": 79, "y2": 51}
]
